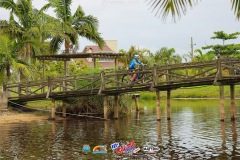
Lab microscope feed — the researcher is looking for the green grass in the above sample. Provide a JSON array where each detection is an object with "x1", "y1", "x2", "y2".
[
  {"x1": 140, "y1": 85, "x2": 240, "y2": 100},
  {"x1": 27, "y1": 100, "x2": 62, "y2": 109}
]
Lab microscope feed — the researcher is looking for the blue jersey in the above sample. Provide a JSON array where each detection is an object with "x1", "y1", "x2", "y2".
[{"x1": 129, "y1": 59, "x2": 141, "y2": 69}]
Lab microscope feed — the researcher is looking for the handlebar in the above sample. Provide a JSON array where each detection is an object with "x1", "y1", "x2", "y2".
[{"x1": 138, "y1": 63, "x2": 147, "y2": 69}]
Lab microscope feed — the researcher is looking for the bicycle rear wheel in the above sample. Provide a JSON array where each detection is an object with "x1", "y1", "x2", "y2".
[{"x1": 122, "y1": 74, "x2": 129, "y2": 84}]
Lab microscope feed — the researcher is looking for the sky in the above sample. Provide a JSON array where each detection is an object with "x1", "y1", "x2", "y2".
[{"x1": 1, "y1": 0, "x2": 240, "y2": 57}]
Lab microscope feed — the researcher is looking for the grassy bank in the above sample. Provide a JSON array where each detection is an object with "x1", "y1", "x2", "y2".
[
  {"x1": 140, "y1": 85, "x2": 240, "y2": 100},
  {"x1": 26, "y1": 100, "x2": 61, "y2": 109}
]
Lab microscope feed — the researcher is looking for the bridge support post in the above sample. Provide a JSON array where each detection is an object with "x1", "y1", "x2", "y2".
[
  {"x1": 62, "y1": 101, "x2": 67, "y2": 118},
  {"x1": 219, "y1": 85, "x2": 225, "y2": 122},
  {"x1": 51, "y1": 99, "x2": 56, "y2": 120},
  {"x1": 64, "y1": 60, "x2": 69, "y2": 76},
  {"x1": 93, "y1": 58, "x2": 96, "y2": 69},
  {"x1": 104, "y1": 96, "x2": 108, "y2": 120},
  {"x1": 0, "y1": 92, "x2": 8, "y2": 109},
  {"x1": 167, "y1": 90, "x2": 171, "y2": 120},
  {"x1": 114, "y1": 58, "x2": 118, "y2": 70},
  {"x1": 132, "y1": 94, "x2": 140, "y2": 112},
  {"x1": 230, "y1": 85, "x2": 236, "y2": 121},
  {"x1": 114, "y1": 96, "x2": 119, "y2": 119},
  {"x1": 156, "y1": 91, "x2": 161, "y2": 121}
]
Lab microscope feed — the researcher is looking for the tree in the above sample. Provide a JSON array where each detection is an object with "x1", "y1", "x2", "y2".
[
  {"x1": 150, "y1": 47, "x2": 182, "y2": 65},
  {"x1": 146, "y1": 0, "x2": 240, "y2": 21},
  {"x1": 194, "y1": 49, "x2": 215, "y2": 62},
  {"x1": 202, "y1": 31, "x2": 240, "y2": 56},
  {"x1": 211, "y1": 31, "x2": 240, "y2": 45},
  {"x1": 0, "y1": 35, "x2": 31, "y2": 85},
  {"x1": 48, "y1": 0, "x2": 105, "y2": 54},
  {"x1": 0, "y1": 0, "x2": 53, "y2": 63}
]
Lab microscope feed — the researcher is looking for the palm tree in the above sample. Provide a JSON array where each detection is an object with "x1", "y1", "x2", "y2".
[
  {"x1": 48, "y1": 0, "x2": 105, "y2": 54},
  {"x1": 147, "y1": 0, "x2": 240, "y2": 21},
  {"x1": 0, "y1": 0, "x2": 55, "y2": 63},
  {"x1": 0, "y1": 35, "x2": 32, "y2": 85},
  {"x1": 151, "y1": 47, "x2": 182, "y2": 65},
  {"x1": 194, "y1": 49, "x2": 215, "y2": 62}
]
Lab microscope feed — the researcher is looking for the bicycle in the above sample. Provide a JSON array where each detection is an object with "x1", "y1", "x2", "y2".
[{"x1": 122, "y1": 64, "x2": 147, "y2": 84}]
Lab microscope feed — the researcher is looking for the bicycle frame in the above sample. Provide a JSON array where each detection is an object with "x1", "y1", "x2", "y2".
[{"x1": 122, "y1": 64, "x2": 147, "y2": 83}]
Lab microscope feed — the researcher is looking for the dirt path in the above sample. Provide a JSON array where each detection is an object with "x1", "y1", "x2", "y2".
[{"x1": 0, "y1": 110, "x2": 50, "y2": 124}]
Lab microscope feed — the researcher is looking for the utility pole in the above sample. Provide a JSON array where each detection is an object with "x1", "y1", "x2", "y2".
[{"x1": 190, "y1": 37, "x2": 195, "y2": 62}]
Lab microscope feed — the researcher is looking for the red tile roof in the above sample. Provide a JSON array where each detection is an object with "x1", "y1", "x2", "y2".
[
  {"x1": 74, "y1": 44, "x2": 122, "y2": 69},
  {"x1": 84, "y1": 45, "x2": 114, "y2": 53}
]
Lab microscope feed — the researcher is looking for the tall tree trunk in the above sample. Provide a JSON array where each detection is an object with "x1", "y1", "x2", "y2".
[
  {"x1": 18, "y1": 69, "x2": 21, "y2": 83},
  {"x1": 6, "y1": 65, "x2": 11, "y2": 81},
  {"x1": 26, "y1": 43, "x2": 31, "y2": 64},
  {"x1": 65, "y1": 40, "x2": 70, "y2": 55},
  {"x1": 64, "y1": 40, "x2": 70, "y2": 76},
  {"x1": 18, "y1": 50, "x2": 22, "y2": 83}
]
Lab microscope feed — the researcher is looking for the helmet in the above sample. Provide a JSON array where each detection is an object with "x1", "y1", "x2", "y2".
[{"x1": 134, "y1": 55, "x2": 140, "y2": 59}]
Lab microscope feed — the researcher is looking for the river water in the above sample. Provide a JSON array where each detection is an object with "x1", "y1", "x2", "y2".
[{"x1": 0, "y1": 99, "x2": 240, "y2": 160}]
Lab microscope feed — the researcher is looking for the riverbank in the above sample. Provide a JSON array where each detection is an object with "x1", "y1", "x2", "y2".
[
  {"x1": 140, "y1": 85, "x2": 240, "y2": 100},
  {"x1": 0, "y1": 109, "x2": 52, "y2": 124}
]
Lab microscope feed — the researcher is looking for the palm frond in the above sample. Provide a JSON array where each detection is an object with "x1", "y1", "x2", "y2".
[
  {"x1": 146, "y1": 0, "x2": 199, "y2": 21},
  {"x1": 0, "y1": 35, "x2": 11, "y2": 55},
  {"x1": 231, "y1": 0, "x2": 240, "y2": 19},
  {"x1": 49, "y1": 0, "x2": 72, "y2": 22},
  {"x1": 50, "y1": 36, "x2": 64, "y2": 54},
  {"x1": 77, "y1": 25, "x2": 105, "y2": 48},
  {"x1": 73, "y1": 14, "x2": 99, "y2": 29},
  {"x1": 0, "y1": 0, "x2": 16, "y2": 11},
  {"x1": 72, "y1": 5, "x2": 85, "y2": 19}
]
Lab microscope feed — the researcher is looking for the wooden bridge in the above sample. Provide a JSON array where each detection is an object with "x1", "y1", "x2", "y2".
[{"x1": 3, "y1": 57, "x2": 240, "y2": 121}]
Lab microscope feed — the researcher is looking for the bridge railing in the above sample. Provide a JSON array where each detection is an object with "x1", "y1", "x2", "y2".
[
  {"x1": 155, "y1": 61, "x2": 218, "y2": 86},
  {"x1": 153, "y1": 58, "x2": 240, "y2": 87},
  {"x1": 46, "y1": 73, "x2": 102, "y2": 97},
  {"x1": 5, "y1": 57, "x2": 240, "y2": 100},
  {"x1": 220, "y1": 58, "x2": 240, "y2": 78},
  {"x1": 4, "y1": 79, "x2": 49, "y2": 99},
  {"x1": 98, "y1": 68, "x2": 153, "y2": 94}
]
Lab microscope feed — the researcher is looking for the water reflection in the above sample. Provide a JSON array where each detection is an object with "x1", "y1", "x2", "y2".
[
  {"x1": 103, "y1": 121, "x2": 109, "y2": 140},
  {"x1": 231, "y1": 121, "x2": 238, "y2": 159},
  {"x1": 135, "y1": 111, "x2": 140, "y2": 120},
  {"x1": 157, "y1": 121, "x2": 161, "y2": 143},
  {"x1": 0, "y1": 100, "x2": 240, "y2": 159},
  {"x1": 114, "y1": 119, "x2": 120, "y2": 140},
  {"x1": 220, "y1": 122, "x2": 226, "y2": 150},
  {"x1": 51, "y1": 120, "x2": 56, "y2": 135}
]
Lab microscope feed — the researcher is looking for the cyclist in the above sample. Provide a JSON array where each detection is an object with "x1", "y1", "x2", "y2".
[{"x1": 129, "y1": 55, "x2": 142, "y2": 82}]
